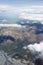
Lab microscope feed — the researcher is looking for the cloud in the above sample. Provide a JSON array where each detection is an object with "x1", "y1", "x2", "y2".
[
  {"x1": 18, "y1": 6, "x2": 43, "y2": 22},
  {"x1": 19, "y1": 13, "x2": 43, "y2": 21},
  {"x1": 27, "y1": 41, "x2": 43, "y2": 53},
  {"x1": 0, "y1": 24, "x2": 22, "y2": 27},
  {"x1": 0, "y1": 5, "x2": 43, "y2": 15},
  {"x1": 23, "y1": 41, "x2": 43, "y2": 60},
  {"x1": 0, "y1": 5, "x2": 43, "y2": 23},
  {"x1": 22, "y1": 6, "x2": 43, "y2": 14},
  {"x1": 0, "y1": 5, "x2": 23, "y2": 14}
]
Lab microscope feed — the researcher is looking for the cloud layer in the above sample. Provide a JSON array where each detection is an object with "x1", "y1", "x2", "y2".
[{"x1": 0, "y1": 5, "x2": 43, "y2": 23}]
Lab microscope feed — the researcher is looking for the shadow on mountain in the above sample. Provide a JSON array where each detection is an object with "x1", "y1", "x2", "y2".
[{"x1": 0, "y1": 35, "x2": 15, "y2": 43}]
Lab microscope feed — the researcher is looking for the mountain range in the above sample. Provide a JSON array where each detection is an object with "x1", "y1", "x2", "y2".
[{"x1": 0, "y1": 22, "x2": 43, "y2": 60}]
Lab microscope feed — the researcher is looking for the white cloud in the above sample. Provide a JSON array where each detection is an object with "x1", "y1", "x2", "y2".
[
  {"x1": 0, "y1": 5, "x2": 23, "y2": 14},
  {"x1": 23, "y1": 41, "x2": 43, "y2": 53},
  {"x1": 0, "y1": 24, "x2": 22, "y2": 27},
  {"x1": 18, "y1": 6, "x2": 43, "y2": 23},
  {"x1": 23, "y1": 41, "x2": 43, "y2": 60},
  {"x1": 0, "y1": 5, "x2": 43, "y2": 22},
  {"x1": 0, "y1": 5, "x2": 43, "y2": 14},
  {"x1": 19, "y1": 13, "x2": 43, "y2": 21},
  {"x1": 27, "y1": 41, "x2": 43, "y2": 53}
]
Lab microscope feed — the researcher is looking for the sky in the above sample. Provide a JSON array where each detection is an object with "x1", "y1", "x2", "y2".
[
  {"x1": 0, "y1": 0, "x2": 43, "y2": 6},
  {"x1": 0, "y1": 0, "x2": 43, "y2": 24}
]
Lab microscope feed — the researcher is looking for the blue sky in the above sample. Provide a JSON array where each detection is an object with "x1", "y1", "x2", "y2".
[
  {"x1": 0, "y1": 0, "x2": 43, "y2": 24},
  {"x1": 0, "y1": 0, "x2": 43, "y2": 7}
]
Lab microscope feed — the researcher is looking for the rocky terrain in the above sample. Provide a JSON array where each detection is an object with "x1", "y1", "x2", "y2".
[
  {"x1": 0, "y1": 51, "x2": 30, "y2": 65},
  {"x1": 0, "y1": 22, "x2": 43, "y2": 65}
]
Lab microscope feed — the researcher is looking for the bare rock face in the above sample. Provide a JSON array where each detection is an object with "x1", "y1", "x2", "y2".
[
  {"x1": 0, "y1": 51, "x2": 13, "y2": 65},
  {"x1": 0, "y1": 51, "x2": 27, "y2": 65},
  {"x1": 0, "y1": 51, "x2": 6, "y2": 65}
]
